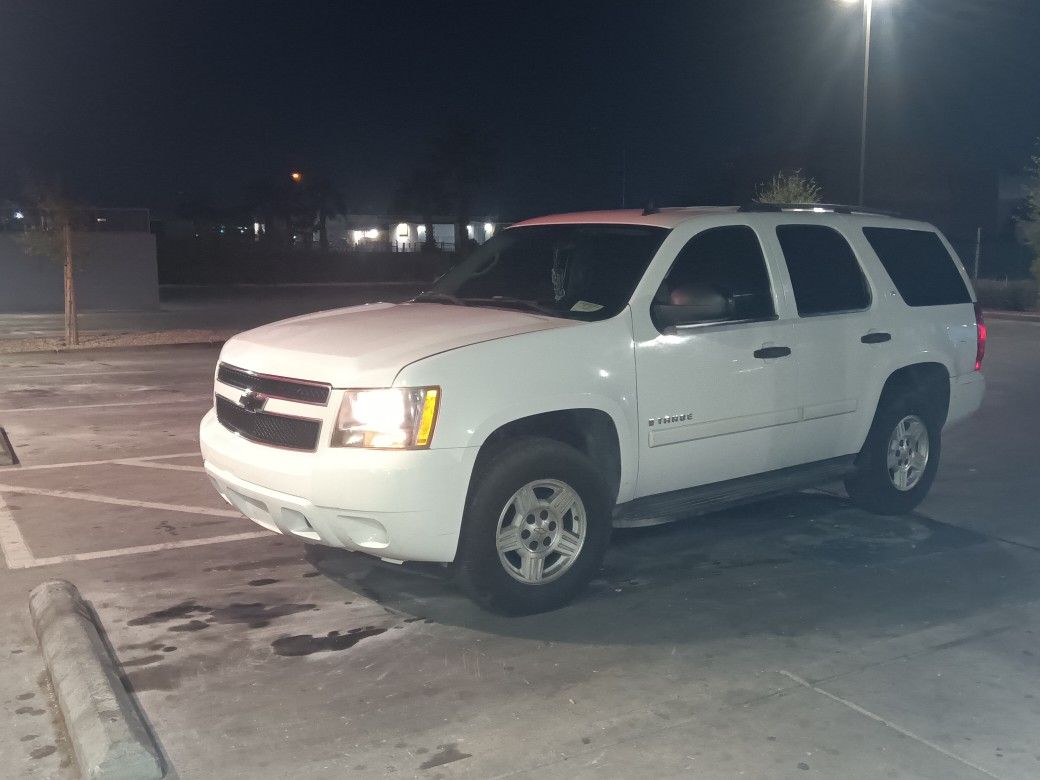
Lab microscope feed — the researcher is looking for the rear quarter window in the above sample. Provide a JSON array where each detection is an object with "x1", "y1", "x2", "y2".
[{"x1": 862, "y1": 227, "x2": 972, "y2": 306}]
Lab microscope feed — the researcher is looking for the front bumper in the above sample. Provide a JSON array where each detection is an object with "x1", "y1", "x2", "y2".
[{"x1": 200, "y1": 409, "x2": 477, "y2": 563}]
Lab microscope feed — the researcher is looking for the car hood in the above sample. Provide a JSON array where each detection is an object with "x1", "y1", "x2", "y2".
[{"x1": 219, "y1": 301, "x2": 576, "y2": 388}]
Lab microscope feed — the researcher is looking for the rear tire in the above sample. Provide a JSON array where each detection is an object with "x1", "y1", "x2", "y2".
[
  {"x1": 455, "y1": 437, "x2": 612, "y2": 615},
  {"x1": 845, "y1": 391, "x2": 942, "y2": 515}
]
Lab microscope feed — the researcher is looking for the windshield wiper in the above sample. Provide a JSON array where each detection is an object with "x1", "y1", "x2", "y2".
[
  {"x1": 465, "y1": 297, "x2": 563, "y2": 317},
  {"x1": 412, "y1": 291, "x2": 468, "y2": 306}
]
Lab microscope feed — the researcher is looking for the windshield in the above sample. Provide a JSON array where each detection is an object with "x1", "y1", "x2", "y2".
[{"x1": 418, "y1": 224, "x2": 669, "y2": 321}]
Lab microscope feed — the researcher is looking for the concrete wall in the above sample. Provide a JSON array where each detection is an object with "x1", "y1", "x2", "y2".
[{"x1": 0, "y1": 232, "x2": 159, "y2": 312}]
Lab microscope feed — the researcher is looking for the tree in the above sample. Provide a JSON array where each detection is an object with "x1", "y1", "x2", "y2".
[
  {"x1": 18, "y1": 187, "x2": 81, "y2": 346},
  {"x1": 754, "y1": 169, "x2": 823, "y2": 205},
  {"x1": 429, "y1": 124, "x2": 496, "y2": 255},
  {"x1": 393, "y1": 166, "x2": 447, "y2": 251},
  {"x1": 1018, "y1": 142, "x2": 1040, "y2": 287},
  {"x1": 306, "y1": 178, "x2": 348, "y2": 251}
]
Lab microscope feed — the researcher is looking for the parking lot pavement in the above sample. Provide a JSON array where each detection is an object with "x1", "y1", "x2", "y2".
[{"x1": 1, "y1": 322, "x2": 1038, "y2": 779}]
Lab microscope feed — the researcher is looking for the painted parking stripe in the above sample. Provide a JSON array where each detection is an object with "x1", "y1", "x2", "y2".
[
  {"x1": 22, "y1": 532, "x2": 273, "y2": 569},
  {"x1": 0, "y1": 452, "x2": 200, "y2": 473},
  {"x1": 0, "y1": 494, "x2": 34, "y2": 569},
  {"x1": 778, "y1": 671, "x2": 1002, "y2": 779},
  {"x1": 0, "y1": 484, "x2": 241, "y2": 517},
  {"x1": 113, "y1": 459, "x2": 206, "y2": 473},
  {"x1": 0, "y1": 398, "x2": 208, "y2": 413}
]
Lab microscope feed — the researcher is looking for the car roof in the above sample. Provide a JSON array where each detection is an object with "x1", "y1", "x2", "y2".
[{"x1": 510, "y1": 206, "x2": 932, "y2": 232}]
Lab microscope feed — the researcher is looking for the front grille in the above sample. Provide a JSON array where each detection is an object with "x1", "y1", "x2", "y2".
[
  {"x1": 215, "y1": 395, "x2": 322, "y2": 451},
  {"x1": 217, "y1": 363, "x2": 331, "y2": 405}
]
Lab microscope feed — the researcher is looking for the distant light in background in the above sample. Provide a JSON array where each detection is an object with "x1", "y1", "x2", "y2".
[
  {"x1": 14, "y1": 211, "x2": 24, "y2": 219},
  {"x1": 253, "y1": 221, "x2": 261, "y2": 236},
  {"x1": 466, "y1": 225, "x2": 475, "y2": 239},
  {"x1": 396, "y1": 223, "x2": 410, "y2": 238},
  {"x1": 290, "y1": 171, "x2": 303, "y2": 183},
  {"x1": 484, "y1": 222, "x2": 494, "y2": 237},
  {"x1": 417, "y1": 225, "x2": 426, "y2": 236},
  {"x1": 365, "y1": 228, "x2": 379, "y2": 239}
]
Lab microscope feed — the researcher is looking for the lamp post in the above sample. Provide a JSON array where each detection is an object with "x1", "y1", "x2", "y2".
[
  {"x1": 839, "y1": 0, "x2": 875, "y2": 205},
  {"x1": 857, "y1": 0, "x2": 873, "y2": 206}
]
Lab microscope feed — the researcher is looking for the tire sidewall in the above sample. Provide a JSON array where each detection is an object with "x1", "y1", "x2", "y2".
[
  {"x1": 849, "y1": 393, "x2": 942, "y2": 514},
  {"x1": 456, "y1": 437, "x2": 612, "y2": 615}
]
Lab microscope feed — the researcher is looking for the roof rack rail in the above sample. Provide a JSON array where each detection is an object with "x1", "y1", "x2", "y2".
[{"x1": 738, "y1": 202, "x2": 901, "y2": 217}]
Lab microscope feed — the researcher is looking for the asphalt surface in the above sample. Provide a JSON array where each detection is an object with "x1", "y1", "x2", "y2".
[{"x1": 0, "y1": 319, "x2": 1038, "y2": 779}]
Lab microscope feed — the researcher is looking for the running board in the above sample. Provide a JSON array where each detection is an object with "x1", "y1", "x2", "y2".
[{"x1": 613, "y1": 456, "x2": 855, "y2": 528}]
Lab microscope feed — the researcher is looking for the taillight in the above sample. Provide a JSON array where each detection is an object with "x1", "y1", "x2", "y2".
[{"x1": 974, "y1": 302, "x2": 986, "y2": 371}]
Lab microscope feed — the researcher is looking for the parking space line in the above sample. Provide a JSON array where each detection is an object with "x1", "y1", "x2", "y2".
[
  {"x1": 0, "y1": 483, "x2": 241, "y2": 517},
  {"x1": 23, "y1": 531, "x2": 273, "y2": 569},
  {"x1": 0, "y1": 494, "x2": 34, "y2": 569},
  {"x1": 777, "y1": 670, "x2": 1003, "y2": 780},
  {"x1": 0, "y1": 452, "x2": 200, "y2": 473},
  {"x1": 0, "y1": 398, "x2": 208, "y2": 413},
  {"x1": 1, "y1": 369, "x2": 164, "y2": 380},
  {"x1": 113, "y1": 460, "x2": 206, "y2": 473}
]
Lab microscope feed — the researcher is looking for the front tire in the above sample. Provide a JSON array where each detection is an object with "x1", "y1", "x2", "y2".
[
  {"x1": 845, "y1": 392, "x2": 942, "y2": 515},
  {"x1": 455, "y1": 437, "x2": 612, "y2": 615}
]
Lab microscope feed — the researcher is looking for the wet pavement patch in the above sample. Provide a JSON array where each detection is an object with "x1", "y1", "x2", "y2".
[
  {"x1": 248, "y1": 578, "x2": 279, "y2": 586},
  {"x1": 418, "y1": 743, "x2": 472, "y2": 770},
  {"x1": 271, "y1": 627, "x2": 387, "y2": 657},
  {"x1": 29, "y1": 745, "x2": 56, "y2": 760},
  {"x1": 127, "y1": 600, "x2": 318, "y2": 630}
]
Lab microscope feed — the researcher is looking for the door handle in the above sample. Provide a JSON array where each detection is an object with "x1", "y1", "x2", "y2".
[
  {"x1": 861, "y1": 332, "x2": 892, "y2": 344},
  {"x1": 754, "y1": 346, "x2": 792, "y2": 359}
]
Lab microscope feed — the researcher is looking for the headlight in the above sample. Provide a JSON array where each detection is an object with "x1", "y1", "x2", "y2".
[{"x1": 331, "y1": 387, "x2": 440, "y2": 449}]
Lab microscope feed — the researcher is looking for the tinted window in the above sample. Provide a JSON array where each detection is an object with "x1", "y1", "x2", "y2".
[
  {"x1": 658, "y1": 226, "x2": 775, "y2": 323},
  {"x1": 862, "y1": 227, "x2": 972, "y2": 306},
  {"x1": 425, "y1": 224, "x2": 668, "y2": 321},
  {"x1": 776, "y1": 225, "x2": 871, "y2": 316}
]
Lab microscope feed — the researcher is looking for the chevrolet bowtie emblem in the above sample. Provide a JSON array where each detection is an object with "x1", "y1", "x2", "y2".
[{"x1": 239, "y1": 389, "x2": 267, "y2": 413}]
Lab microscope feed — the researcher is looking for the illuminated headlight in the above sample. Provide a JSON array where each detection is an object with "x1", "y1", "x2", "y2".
[{"x1": 331, "y1": 387, "x2": 440, "y2": 449}]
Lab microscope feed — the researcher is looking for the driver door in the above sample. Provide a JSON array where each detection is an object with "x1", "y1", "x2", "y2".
[{"x1": 633, "y1": 224, "x2": 802, "y2": 497}]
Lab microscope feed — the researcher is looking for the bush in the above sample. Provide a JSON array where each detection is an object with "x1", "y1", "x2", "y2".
[{"x1": 973, "y1": 278, "x2": 1039, "y2": 311}]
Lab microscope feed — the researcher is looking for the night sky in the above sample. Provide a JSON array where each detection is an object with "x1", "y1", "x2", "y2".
[{"x1": 2, "y1": 0, "x2": 1039, "y2": 219}]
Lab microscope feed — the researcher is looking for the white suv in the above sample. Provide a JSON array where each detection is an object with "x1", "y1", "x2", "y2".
[{"x1": 201, "y1": 205, "x2": 986, "y2": 614}]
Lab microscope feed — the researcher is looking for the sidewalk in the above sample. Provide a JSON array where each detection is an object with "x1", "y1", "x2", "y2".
[{"x1": 0, "y1": 283, "x2": 422, "y2": 353}]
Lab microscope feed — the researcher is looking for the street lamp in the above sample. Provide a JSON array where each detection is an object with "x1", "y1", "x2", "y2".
[
  {"x1": 837, "y1": 0, "x2": 878, "y2": 205},
  {"x1": 290, "y1": 171, "x2": 303, "y2": 183}
]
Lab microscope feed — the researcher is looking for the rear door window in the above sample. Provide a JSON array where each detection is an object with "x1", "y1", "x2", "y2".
[
  {"x1": 776, "y1": 225, "x2": 871, "y2": 316},
  {"x1": 862, "y1": 227, "x2": 972, "y2": 306}
]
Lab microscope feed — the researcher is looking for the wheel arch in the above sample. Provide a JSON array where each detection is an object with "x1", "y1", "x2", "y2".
[
  {"x1": 859, "y1": 361, "x2": 952, "y2": 452},
  {"x1": 471, "y1": 408, "x2": 625, "y2": 505}
]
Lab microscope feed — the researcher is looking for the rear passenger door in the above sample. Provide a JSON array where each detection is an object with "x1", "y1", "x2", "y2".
[{"x1": 769, "y1": 222, "x2": 886, "y2": 462}]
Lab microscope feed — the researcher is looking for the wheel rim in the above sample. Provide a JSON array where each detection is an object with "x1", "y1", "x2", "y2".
[
  {"x1": 886, "y1": 414, "x2": 930, "y2": 492},
  {"x1": 495, "y1": 479, "x2": 587, "y2": 585}
]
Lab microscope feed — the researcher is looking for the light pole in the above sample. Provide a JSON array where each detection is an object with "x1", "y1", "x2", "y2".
[
  {"x1": 839, "y1": 0, "x2": 875, "y2": 205},
  {"x1": 857, "y1": 0, "x2": 873, "y2": 206}
]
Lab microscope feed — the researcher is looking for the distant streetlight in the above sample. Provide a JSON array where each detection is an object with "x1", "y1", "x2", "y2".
[
  {"x1": 837, "y1": 0, "x2": 882, "y2": 205},
  {"x1": 290, "y1": 171, "x2": 303, "y2": 183}
]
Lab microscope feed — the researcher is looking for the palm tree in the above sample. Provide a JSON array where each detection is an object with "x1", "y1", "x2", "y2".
[{"x1": 306, "y1": 178, "x2": 348, "y2": 251}]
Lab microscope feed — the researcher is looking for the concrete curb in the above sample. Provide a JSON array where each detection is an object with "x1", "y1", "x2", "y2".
[
  {"x1": 983, "y1": 308, "x2": 1040, "y2": 322},
  {"x1": 29, "y1": 580, "x2": 164, "y2": 780}
]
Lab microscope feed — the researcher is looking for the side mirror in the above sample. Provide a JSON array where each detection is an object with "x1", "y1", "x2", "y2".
[{"x1": 651, "y1": 283, "x2": 731, "y2": 329}]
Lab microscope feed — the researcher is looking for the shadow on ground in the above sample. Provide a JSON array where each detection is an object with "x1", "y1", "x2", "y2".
[{"x1": 304, "y1": 492, "x2": 1018, "y2": 646}]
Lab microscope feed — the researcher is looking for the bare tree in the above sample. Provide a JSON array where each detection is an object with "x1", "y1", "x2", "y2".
[
  {"x1": 18, "y1": 189, "x2": 81, "y2": 345},
  {"x1": 754, "y1": 169, "x2": 823, "y2": 205}
]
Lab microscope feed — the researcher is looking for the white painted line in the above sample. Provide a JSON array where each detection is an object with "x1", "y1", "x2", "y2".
[
  {"x1": 0, "y1": 484, "x2": 241, "y2": 518},
  {"x1": 0, "y1": 398, "x2": 208, "y2": 413},
  {"x1": 1, "y1": 369, "x2": 163, "y2": 380},
  {"x1": 23, "y1": 531, "x2": 273, "y2": 569},
  {"x1": 0, "y1": 452, "x2": 200, "y2": 473},
  {"x1": 778, "y1": 670, "x2": 1003, "y2": 779},
  {"x1": 0, "y1": 493, "x2": 35, "y2": 569},
  {"x1": 113, "y1": 459, "x2": 205, "y2": 473}
]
